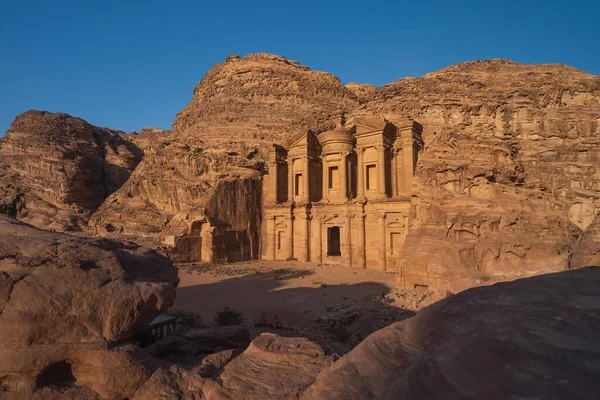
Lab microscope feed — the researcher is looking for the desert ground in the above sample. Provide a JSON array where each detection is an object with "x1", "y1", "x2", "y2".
[{"x1": 171, "y1": 260, "x2": 437, "y2": 354}]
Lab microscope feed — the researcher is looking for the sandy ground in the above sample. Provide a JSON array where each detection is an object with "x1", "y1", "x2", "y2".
[{"x1": 171, "y1": 260, "x2": 433, "y2": 354}]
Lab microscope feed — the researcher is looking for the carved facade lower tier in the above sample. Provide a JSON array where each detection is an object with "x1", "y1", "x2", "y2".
[{"x1": 262, "y1": 201, "x2": 411, "y2": 270}]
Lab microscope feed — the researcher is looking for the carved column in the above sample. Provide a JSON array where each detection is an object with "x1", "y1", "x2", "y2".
[
  {"x1": 378, "y1": 212, "x2": 386, "y2": 271},
  {"x1": 342, "y1": 212, "x2": 352, "y2": 267},
  {"x1": 391, "y1": 150, "x2": 398, "y2": 198},
  {"x1": 394, "y1": 146, "x2": 404, "y2": 195},
  {"x1": 303, "y1": 156, "x2": 310, "y2": 201},
  {"x1": 358, "y1": 212, "x2": 366, "y2": 269},
  {"x1": 298, "y1": 214, "x2": 309, "y2": 262},
  {"x1": 377, "y1": 146, "x2": 387, "y2": 198},
  {"x1": 313, "y1": 215, "x2": 322, "y2": 263},
  {"x1": 271, "y1": 162, "x2": 279, "y2": 203},
  {"x1": 340, "y1": 153, "x2": 348, "y2": 201},
  {"x1": 201, "y1": 225, "x2": 214, "y2": 264},
  {"x1": 269, "y1": 216, "x2": 276, "y2": 260},
  {"x1": 402, "y1": 136, "x2": 414, "y2": 194},
  {"x1": 322, "y1": 158, "x2": 329, "y2": 202},
  {"x1": 357, "y1": 148, "x2": 364, "y2": 198},
  {"x1": 287, "y1": 213, "x2": 294, "y2": 260},
  {"x1": 287, "y1": 158, "x2": 294, "y2": 202}
]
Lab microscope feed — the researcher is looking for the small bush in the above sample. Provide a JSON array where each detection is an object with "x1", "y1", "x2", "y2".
[
  {"x1": 169, "y1": 309, "x2": 203, "y2": 330},
  {"x1": 0, "y1": 194, "x2": 26, "y2": 218},
  {"x1": 215, "y1": 307, "x2": 245, "y2": 326},
  {"x1": 253, "y1": 311, "x2": 283, "y2": 329},
  {"x1": 253, "y1": 311, "x2": 270, "y2": 328},
  {"x1": 285, "y1": 257, "x2": 297, "y2": 261},
  {"x1": 480, "y1": 274, "x2": 492, "y2": 282},
  {"x1": 186, "y1": 264, "x2": 214, "y2": 274}
]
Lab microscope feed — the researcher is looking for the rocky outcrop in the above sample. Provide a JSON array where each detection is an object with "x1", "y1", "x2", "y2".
[
  {"x1": 173, "y1": 53, "x2": 360, "y2": 148},
  {"x1": 202, "y1": 333, "x2": 333, "y2": 399},
  {"x1": 0, "y1": 215, "x2": 178, "y2": 398},
  {"x1": 359, "y1": 60, "x2": 600, "y2": 290},
  {"x1": 3, "y1": 56, "x2": 599, "y2": 287},
  {"x1": 304, "y1": 267, "x2": 600, "y2": 399},
  {"x1": 0, "y1": 110, "x2": 142, "y2": 232},
  {"x1": 569, "y1": 212, "x2": 600, "y2": 268},
  {"x1": 89, "y1": 53, "x2": 359, "y2": 257}
]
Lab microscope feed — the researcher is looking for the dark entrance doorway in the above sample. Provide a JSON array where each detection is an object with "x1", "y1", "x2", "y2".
[{"x1": 327, "y1": 226, "x2": 341, "y2": 256}]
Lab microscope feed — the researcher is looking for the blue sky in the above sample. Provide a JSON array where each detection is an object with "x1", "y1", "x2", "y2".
[{"x1": 0, "y1": 0, "x2": 598, "y2": 136}]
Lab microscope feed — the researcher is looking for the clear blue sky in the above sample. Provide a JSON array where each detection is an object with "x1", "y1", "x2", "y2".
[{"x1": 1, "y1": 0, "x2": 598, "y2": 136}]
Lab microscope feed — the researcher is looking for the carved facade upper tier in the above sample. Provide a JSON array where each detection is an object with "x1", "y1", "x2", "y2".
[{"x1": 265, "y1": 110, "x2": 424, "y2": 204}]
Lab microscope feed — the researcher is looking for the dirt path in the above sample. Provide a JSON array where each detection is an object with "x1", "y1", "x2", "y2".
[{"x1": 172, "y1": 260, "x2": 421, "y2": 353}]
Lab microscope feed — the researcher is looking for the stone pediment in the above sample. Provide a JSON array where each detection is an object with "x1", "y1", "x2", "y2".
[
  {"x1": 286, "y1": 129, "x2": 320, "y2": 151},
  {"x1": 352, "y1": 114, "x2": 396, "y2": 139}
]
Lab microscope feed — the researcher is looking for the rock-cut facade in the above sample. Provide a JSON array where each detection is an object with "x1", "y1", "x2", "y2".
[{"x1": 261, "y1": 110, "x2": 423, "y2": 270}]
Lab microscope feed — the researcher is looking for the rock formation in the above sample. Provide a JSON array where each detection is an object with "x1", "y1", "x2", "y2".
[
  {"x1": 303, "y1": 266, "x2": 600, "y2": 399},
  {"x1": 360, "y1": 59, "x2": 600, "y2": 290},
  {"x1": 0, "y1": 110, "x2": 143, "y2": 232},
  {"x1": 88, "y1": 54, "x2": 361, "y2": 261},
  {"x1": 3, "y1": 55, "x2": 600, "y2": 286},
  {"x1": 0, "y1": 215, "x2": 178, "y2": 398},
  {"x1": 569, "y1": 211, "x2": 600, "y2": 268}
]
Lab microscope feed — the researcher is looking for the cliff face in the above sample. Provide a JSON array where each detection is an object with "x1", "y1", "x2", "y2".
[
  {"x1": 0, "y1": 110, "x2": 142, "y2": 231},
  {"x1": 89, "y1": 53, "x2": 360, "y2": 246},
  {"x1": 359, "y1": 60, "x2": 600, "y2": 290},
  {"x1": 3, "y1": 55, "x2": 599, "y2": 288}
]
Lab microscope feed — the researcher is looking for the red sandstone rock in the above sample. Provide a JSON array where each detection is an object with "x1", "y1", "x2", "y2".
[
  {"x1": 303, "y1": 267, "x2": 600, "y2": 399},
  {"x1": 0, "y1": 110, "x2": 142, "y2": 232},
  {"x1": 0, "y1": 215, "x2": 177, "y2": 398}
]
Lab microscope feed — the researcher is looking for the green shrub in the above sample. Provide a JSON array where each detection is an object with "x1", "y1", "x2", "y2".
[
  {"x1": 215, "y1": 307, "x2": 245, "y2": 326},
  {"x1": 0, "y1": 194, "x2": 26, "y2": 218},
  {"x1": 169, "y1": 309, "x2": 203, "y2": 330}
]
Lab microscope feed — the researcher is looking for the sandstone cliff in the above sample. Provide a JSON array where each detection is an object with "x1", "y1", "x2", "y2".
[
  {"x1": 357, "y1": 59, "x2": 600, "y2": 290},
  {"x1": 4, "y1": 56, "x2": 600, "y2": 289},
  {"x1": 0, "y1": 110, "x2": 143, "y2": 232},
  {"x1": 89, "y1": 54, "x2": 361, "y2": 253}
]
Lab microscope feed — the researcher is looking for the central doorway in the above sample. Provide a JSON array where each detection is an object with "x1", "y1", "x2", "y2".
[{"x1": 327, "y1": 226, "x2": 341, "y2": 256}]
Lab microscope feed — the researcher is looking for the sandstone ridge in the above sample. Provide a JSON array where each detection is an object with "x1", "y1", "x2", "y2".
[{"x1": 0, "y1": 110, "x2": 143, "y2": 232}]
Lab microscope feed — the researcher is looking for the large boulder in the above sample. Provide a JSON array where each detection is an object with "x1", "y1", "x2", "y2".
[
  {"x1": 0, "y1": 110, "x2": 143, "y2": 232},
  {"x1": 303, "y1": 267, "x2": 600, "y2": 399},
  {"x1": 0, "y1": 215, "x2": 178, "y2": 398},
  {"x1": 202, "y1": 333, "x2": 333, "y2": 399}
]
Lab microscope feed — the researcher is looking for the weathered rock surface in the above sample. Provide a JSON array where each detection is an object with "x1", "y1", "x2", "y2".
[
  {"x1": 89, "y1": 53, "x2": 360, "y2": 258},
  {"x1": 3, "y1": 55, "x2": 600, "y2": 287},
  {"x1": 303, "y1": 267, "x2": 600, "y2": 399},
  {"x1": 202, "y1": 333, "x2": 333, "y2": 399},
  {"x1": 0, "y1": 215, "x2": 178, "y2": 398},
  {"x1": 569, "y1": 211, "x2": 600, "y2": 268},
  {"x1": 361, "y1": 60, "x2": 600, "y2": 290},
  {"x1": 0, "y1": 110, "x2": 143, "y2": 232}
]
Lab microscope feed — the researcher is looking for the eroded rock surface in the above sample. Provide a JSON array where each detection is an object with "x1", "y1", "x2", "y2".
[
  {"x1": 570, "y1": 212, "x2": 600, "y2": 268},
  {"x1": 202, "y1": 333, "x2": 333, "y2": 399},
  {"x1": 0, "y1": 110, "x2": 142, "y2": 232},
  {"x1": 303, "y1": 267, "x2": 600, "y2": 399},
  {"x1": 89, "y1": 53, "x2": 360, "y2": 258},
  {"x1": 0, "y1": 215, "x2": 178, "y2": 398},
  {"x1": 361, "y1": 60, "x2": 600, "y2": 290}
]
